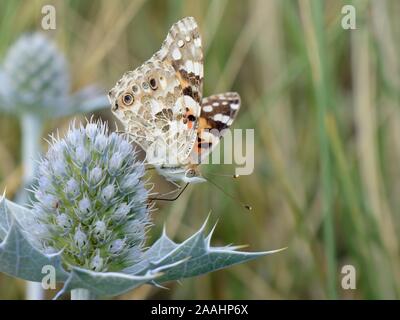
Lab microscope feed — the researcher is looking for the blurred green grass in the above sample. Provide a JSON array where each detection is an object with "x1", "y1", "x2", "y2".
[{"x1": 1, "y1": 0, "x2": 400, "y2": 299}]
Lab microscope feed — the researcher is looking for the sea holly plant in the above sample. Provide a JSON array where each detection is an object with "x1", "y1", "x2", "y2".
[
  {"x1": 0, "y1": 32, "x2": 109, "y2": 298},
  {"x1": 0, "y1": 120, "x2": 283, "y2": 299},
  {"x1": 0, "y1": 32, "x2": 108, "y2": 118},
  {"x1": 0, "y1": 32, "x2": 109, "y2": 202}
]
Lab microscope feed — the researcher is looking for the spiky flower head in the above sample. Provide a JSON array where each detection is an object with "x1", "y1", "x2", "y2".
[
  {"x1": 0, "y1": 33, "x2": 109, "y2": 118},
  {"x1": 30, "y1": 120, "x2": 151, "y2": 272},
  {"x1": 0, "y1": 33, "x2": 69, "y2": 115}
]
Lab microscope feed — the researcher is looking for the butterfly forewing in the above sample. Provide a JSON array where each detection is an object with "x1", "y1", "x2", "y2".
[
  {"x1": 154, "y1": 16, "x2": 204, "y2": 104},
  {"x1": 190, "y1": 92, "x2": 241, "y2": 164}
]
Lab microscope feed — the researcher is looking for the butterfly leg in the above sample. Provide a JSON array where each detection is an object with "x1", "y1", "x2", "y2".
[
  {"x1": 168, "y1": 180, "x2": 182, "y2": 189},
  {"x1": 148, "y1": 183, "x2": 189, "y2": 202},
  {"x1": 153, "y1": 185, "x2": 182, "y2": 197}
]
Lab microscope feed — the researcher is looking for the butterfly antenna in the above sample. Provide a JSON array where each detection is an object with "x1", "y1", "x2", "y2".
[
  {"x1": 203, "y1": 174, "x2": 252, "y2": 211},
  {"x1": 206, "y1": 171, "x2": 240, "y2": 179}
]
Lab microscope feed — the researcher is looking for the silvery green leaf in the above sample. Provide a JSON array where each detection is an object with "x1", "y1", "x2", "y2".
[
  {"x1": 55, "y1": 217, "x2": 282, "y2": 298},
  {"x1": 54, "y1": 267, "x2": 161, "y2": 299},
  {"x1": 0, "y1": 197, "x2": 69, "y2": 282},
  {"x1": 123, "y1": 226, "x2": 178, "y2": 275},
  {"x1": 0, "y1": 196, "x2": 12, "y2": 240},
  {"x1": 1, "y1": 195, "x2": 283, "y2": 299},
  {"x1": 127, "y1": 217, "x2": 285, "y2": 284}
]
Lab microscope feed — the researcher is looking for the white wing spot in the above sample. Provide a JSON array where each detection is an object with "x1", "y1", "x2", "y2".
[
  {"x1": 172, "y1": 48, "x2": 182, "y2": 60},
  {"x1": 221, "y1": 115, "x2": 230, "y2": 124},
  {"x1": 193, "y1": 62, "x2": 201, "y2": 76},
  {"x1": 150, "y1": 99, "x2": 162, "y2": 114},
  {"x1": 203, "y1": 105, "x2": 213, "y2": 112},
  {"x1": 231, "y1": 103, "x2": 240, "y2": 110},
  {"x1": 185, "y1": 60, "x2": 194, "y2": 74}
]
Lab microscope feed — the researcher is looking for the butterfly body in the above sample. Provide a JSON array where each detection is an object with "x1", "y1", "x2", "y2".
[
  {"x1": 154, "y1": 164, "x2": 205, "y2": 184},
  {"x1": 109, "y1": 17, "x2": 240, "y2": 184}
]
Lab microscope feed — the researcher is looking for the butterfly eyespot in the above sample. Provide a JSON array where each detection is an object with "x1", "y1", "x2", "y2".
[
  {"x1": 188, "y1": 115, "x2": 196, "y2": 122},
  {"x1": 142, "y1": 82, "x2": 149, "y2": 90},
  {"x1": 149, "y1": 78, "x2": 157, "y2": 90},
  {"x1": 132, "y1": 85, "x2": 139, "y2": 93},
  {"x1": 122, "y1": 94, "x2": 134, "y2": 106}
]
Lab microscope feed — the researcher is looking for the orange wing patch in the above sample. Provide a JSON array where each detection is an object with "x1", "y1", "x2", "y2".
[{"x1": 190, "y1": 92, "x2": 241, "y2": 164}]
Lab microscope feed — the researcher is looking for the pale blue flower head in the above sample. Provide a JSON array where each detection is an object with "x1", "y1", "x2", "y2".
[
  {"x1": 30, "y1": 120, "x2": 151, "y2": 272},
  {"x1": 0, "y1": 33, "x2": 109, "y2": 117}
]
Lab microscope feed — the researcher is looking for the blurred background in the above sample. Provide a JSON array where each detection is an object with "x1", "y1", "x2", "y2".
[{"x1": 1, "y1": 0, "x2": 400, "y2": 299}]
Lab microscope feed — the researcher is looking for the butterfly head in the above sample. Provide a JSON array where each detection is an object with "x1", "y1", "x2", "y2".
[{"x1": 183, "y1": 166, "x2": 206, "y2": 184}]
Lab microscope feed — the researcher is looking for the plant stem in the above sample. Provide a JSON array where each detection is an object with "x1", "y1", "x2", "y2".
[
  {"x1": 26, "y1": 282, "x2": 44, "y2": 300},
  {"x1": 17, "y1": 113, "x2": 44, "y2": 300},
  {"x1": 71, "y1": 289, "x2": 97, "y2": 300},
  {"x1": 17, "y1": 113, "x2": 43, "y2": 204}
]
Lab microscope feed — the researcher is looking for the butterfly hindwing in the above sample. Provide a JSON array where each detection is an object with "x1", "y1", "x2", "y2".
[
  {"x1": 190, "y1": 92, "x2": 241, "y2": 163},
  {"x1": 109, "y1": 17, "x2": 204, "y2": 166}
]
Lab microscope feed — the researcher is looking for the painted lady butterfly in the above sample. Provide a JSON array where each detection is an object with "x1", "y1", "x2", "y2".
[{"x1": 108, "y1": 17, "x2": 241, "y2": 185}]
